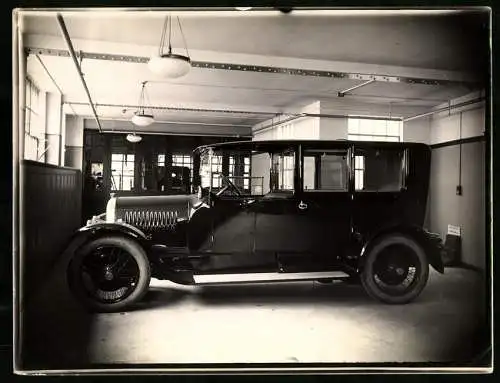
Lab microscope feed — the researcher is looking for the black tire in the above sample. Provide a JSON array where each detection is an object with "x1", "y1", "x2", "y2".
[
  {"x1": 67, "y1": 236, "x2": 151, "y2": 313},
  {"x1": 360, "y1": 234, "x2": 429, "y2": 304}
]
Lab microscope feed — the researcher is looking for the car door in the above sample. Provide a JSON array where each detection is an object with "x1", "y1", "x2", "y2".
[
  {"x1": 251, "y1": 147, "x2": 323, "y2": 272},
  {"x1": 289, "y1": 146, "x2": 353, "y2": 270}
]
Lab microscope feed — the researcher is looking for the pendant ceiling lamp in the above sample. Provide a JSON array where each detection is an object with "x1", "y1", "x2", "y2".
[
  {"x1": 126, "y1": 133, "x2": 143, "y2": 143},
  {"x1": 148, "y1": 15, "x2": 191, "y2": 78},
  {"x1": 131, "y1": 81, "x2": 154, "y2": 128}
]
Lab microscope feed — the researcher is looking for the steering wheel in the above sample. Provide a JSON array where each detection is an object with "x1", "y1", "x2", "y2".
[{"x1": 216, "y1": 174, "x2": 243, "y2": 197}]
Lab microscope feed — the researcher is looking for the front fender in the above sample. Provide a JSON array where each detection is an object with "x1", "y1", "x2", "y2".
[
  {"x1": 61, "y1": 221, "x2": 149, "y2": 263},
  {"x1": 359, "y1": 225, "x2": 445, "y2": 274}
]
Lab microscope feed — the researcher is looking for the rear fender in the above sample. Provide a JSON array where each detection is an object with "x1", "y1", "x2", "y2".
[{"x1": 358, "y1": 225, "x2": 445, "y2": 274}]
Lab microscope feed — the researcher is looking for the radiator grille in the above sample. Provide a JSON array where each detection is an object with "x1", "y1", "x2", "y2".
[{"x1": 122, "y1": 210, "x2": 178, "y2": 230}]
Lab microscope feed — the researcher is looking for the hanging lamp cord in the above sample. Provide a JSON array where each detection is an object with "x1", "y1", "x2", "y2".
[
  {"x1": 177, "y1": 16, "x2": 191, "y2": 59},
  {"x1": 158, "y1": 15, "x2": 170, "y2": 56},
  {"x1": 158, "y1": 14, "x2": 190, "y2": 59}
]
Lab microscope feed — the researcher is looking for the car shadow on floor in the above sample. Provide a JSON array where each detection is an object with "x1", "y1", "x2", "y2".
[
  {"x1": 131, "y1": 271, "x2": 475, "y2": 311},
  {"x1": 133, "y1": 281, "x2": 388, "y2": 310},
  {"x1": 193, "y1": 281, "x2": 376, "y2": 306}
]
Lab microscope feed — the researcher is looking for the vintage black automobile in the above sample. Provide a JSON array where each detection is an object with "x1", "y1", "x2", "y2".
[{"x1": 64, "y1": 140, "x2": 444, "y2": 312}]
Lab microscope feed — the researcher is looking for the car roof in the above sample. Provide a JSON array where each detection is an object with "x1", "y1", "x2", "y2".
[{"x1": 193, "y1": 139, "x2": 430, "y2": 153}]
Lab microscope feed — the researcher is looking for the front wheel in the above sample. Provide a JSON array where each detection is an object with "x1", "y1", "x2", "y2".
[
  {"x1": 67, "y1": 236, "x2": 151, "y2": 312},
  {"x1": 360, "y1": 234, "x2": 429, "y2": 304}
]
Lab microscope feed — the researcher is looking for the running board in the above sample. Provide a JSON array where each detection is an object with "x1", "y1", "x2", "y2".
[{"x1": 193, "y1": 271, "x2": 350, "y2": 285}]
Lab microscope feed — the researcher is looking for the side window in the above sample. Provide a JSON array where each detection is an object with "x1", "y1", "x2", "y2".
[
  {"x1": 354, "y1": 148, "x2": 404, "y2": 192},
  {"x1": 303, "y1": 150, "x2": 348, "y2": 192},
  {"x1": 270, "y1": 150, "x2": 295, "y2": 192}
]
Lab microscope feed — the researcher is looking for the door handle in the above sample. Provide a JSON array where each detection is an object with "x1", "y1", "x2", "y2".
[{"x1": 298, "y1": 201, "x2": 308, "y2": 210}]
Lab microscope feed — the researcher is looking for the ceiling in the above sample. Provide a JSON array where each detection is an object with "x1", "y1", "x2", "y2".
[{"x1": 20, "y1": 8, "x2": 489, "y2": 133}]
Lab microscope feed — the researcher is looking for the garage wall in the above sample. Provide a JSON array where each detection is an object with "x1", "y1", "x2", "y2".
[
  {"x1": 253, "y1": 101, "x2": 321, "y2": 141},
  {"x1": 21, "y1": 160, "x2": 82, "y2": 298},
  {"x1": 427, "y1": 96, "x2": 486, "y2": 270},
  {"x1": 403, "y1": 116, "x2": 431, "y2": 144},
  {"x1": 319, "y1": 117, "x2": 347, "y2": 140}
]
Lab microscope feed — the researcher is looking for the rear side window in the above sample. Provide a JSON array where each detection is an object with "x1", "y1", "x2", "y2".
[
  {"x1": 354, "y1": 148, "x2": 404, "y2": 192},
  {"x1": 303, "y1": 150, "x2": 348, "y2": 192}
]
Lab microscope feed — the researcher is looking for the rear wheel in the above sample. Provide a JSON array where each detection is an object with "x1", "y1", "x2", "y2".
[
  {"x1": 67, "y1": 236, "x2": 151, "y2": 312},
  {"x1": 360, "y1": 234, "x2": 429, "y2": 304}
]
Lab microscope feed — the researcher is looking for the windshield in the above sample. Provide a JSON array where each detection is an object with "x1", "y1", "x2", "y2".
[{"x1": 196, "y1": 147, "x2": 295, "y2": 196}]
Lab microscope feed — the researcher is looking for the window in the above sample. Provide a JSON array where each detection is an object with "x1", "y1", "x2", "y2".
[
  {"x1": 303, "y1": 150, "x2": 348, "y2": 191},
  {"x1": 348, "y1": 118, "x2": 402, "y2": 142},
  {"x1": 200, "y1": 154, "x2": 223, "y2": 188},
  {"x1": 111, "y1": 154, "x2": 135, "y2": 191},
  {"x1": 172, "y1": 154, "x2": 193, "y2": 181},
  {"x1": 157, "y1": 154, "x2": 166, "y2": 167},
  {"x1": 354, "y1": 148, "x2": 404, "y2": 192},
  {"x1": 171, "y1": 153, "x2": 193, "y2": 191},
  {"x1": 24, "y1": 76, "x2": 45, "y2": 161},
  {"x1": 229, "y1": 155, "x2": 251, "y2": 191},
  {"x1": 250, "y1": 151, "x2": 269, "y2": 195},
  {"x1": 270, "y1": 151, "x2": 294, "y2": 191},
  {"x1": 354, "y1": 155, "x2": 365, "y2": 190}
]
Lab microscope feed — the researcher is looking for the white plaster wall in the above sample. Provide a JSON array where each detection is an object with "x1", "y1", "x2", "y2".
[
  {"x1": 253, "y1": 129, "x2": 274, "y2": 141},
  {"x1": 430, "y1": 106, "x2": 485, "y2": 145},
  {"x1": 403, "y1": 116, "x2": 431, "y2": 144},
  {"x1": 252, "y1": 101, "x2": 321, "y2": 141},
  {"x1": 319, "y1": 117, "x2": 348, "y2": 140}
]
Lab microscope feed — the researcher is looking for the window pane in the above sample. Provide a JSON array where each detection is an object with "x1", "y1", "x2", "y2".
[
  {"x1": 319, "y1": 154, "x2": 347, "y2": 191},
  {"x1": 348, "y1": 118, "x2": 360, "y2": 134},
  {"x1": 111, "y1": 161, "x2": 122, "y2": 171},
  {"x1": 387, "y1": 122, "x2": 400, "y2": 136},
  {"x1": 303, "y1": 156, "x2": 315, "y2": 190},
  {"x1": 348, "y1": 118, "x2": 402, "y2": 142},
  {"x1": 356, "y1": 149, "x2": 403, "y2": 192}
]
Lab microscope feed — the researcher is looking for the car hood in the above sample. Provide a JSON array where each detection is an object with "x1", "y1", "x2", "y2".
[{"x1": 112, "y1": 194, "x2": 202, "y2": 225}]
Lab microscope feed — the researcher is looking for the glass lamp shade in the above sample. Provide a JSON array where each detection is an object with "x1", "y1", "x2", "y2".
[
  {"x1": 131, "y1": 113, "x2": 155, "y2": 127},
  {"x1": 126, "y1": 133, "x2": 142, "y2": 143},
  {"x1": 148, "y1": 54, "x2": 191, "y2": 78}
]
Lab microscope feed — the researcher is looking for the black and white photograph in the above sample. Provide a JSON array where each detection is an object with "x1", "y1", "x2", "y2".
[{"x1": 12, "y1": 6, "x2": 492, "y2": 374}]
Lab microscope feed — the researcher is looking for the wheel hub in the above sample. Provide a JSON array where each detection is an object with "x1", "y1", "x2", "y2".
[{"x1": 104, "y1": 269, "x2": 114, "y2": 281}]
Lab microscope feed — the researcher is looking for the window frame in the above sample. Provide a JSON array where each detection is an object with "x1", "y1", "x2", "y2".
[
  {"x1": 352, "y1": 146, "x2": 406, "y2": 193},
  {"x1": 24, "y1": 76, "x2": 44, "y2": 162},
  {"x1": 301, "y1": 149, "x2": 350, "y2": 193},
  {"x1": 270, "y1": 149, "x2": 296, "y2": 193},
  {"x1": 347, "y1": 117, "x2": 402, "y2": 142},
  {"x1": 110, "y1": 153, "x2": 136, "y2": 191},
  {"x1": 171, "y1": 152, "x2": 194, "y2": 184}
]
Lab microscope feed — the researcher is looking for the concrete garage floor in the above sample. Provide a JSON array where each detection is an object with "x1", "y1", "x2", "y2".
[{"x1": 19, "y1": 258, "x2": 489, "y2": 371}]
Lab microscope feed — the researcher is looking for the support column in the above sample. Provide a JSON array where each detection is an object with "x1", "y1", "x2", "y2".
[{"x1": 65, "y1": 115, "x2": 84, "y2": 170}]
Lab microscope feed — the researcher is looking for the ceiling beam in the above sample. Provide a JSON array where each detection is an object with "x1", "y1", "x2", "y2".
[
  {"x1": 84, "y1": 118, "x2": 252, "y2": 137},
  {"x1": 26, "y1": 46, "x2": 480, "y2": 88}
]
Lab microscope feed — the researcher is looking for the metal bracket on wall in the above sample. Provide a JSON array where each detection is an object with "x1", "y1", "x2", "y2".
[{"x1": 25, "y1": 47, "x2": 476, "y2": 87}]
